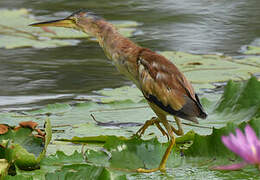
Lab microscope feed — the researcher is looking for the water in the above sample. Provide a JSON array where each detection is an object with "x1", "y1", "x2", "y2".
[{"x1": 0, "y1": 0, "x2": 260, "y2": 111}]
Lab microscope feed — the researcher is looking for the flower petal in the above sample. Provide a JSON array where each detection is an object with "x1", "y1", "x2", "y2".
[
  {"x1": 222, "y1": 133, "x2": 253, "y2": 163},
  {"x1": 235, "y1": 128, "x2": 247, "y2": 146},
  {"x1": 222, "y1": 135, "x2": 237, "y2": 153},
  {"x1": 245, "y1": 125, "x2": 258, "y2": 144},
  {"x1": 255, "y1": 138, "x2": 260, "y2": 163},
  {"x1": 211, "y1": 162, "x2": 247, "y2": 171},
  {"x1": 245, "y1": 125, "x2": 260, "y2": 164}
]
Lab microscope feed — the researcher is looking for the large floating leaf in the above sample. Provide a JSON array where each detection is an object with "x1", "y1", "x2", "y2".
[
  {"x1": 90, "y1": 85, "x2": 144, "y2": 103},
  {"x1": 0, "y1": 9, "x2": 139, "y2": 49},
  {"x1": 45, "y1": 164, "x2": 111, "y2": 180},
  {"x1": 160, "y1": 51, "x2": 260, "y2": 89},
  {"x1": 243, "y1": 45, "x2": 260, "y2": 55},
  {"x1": 241, "y1": 38, "x2": 260, "y2": 55}
]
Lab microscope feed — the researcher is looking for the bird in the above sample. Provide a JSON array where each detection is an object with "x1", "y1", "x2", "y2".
[{"x1": 30, "y1": 10, "x2": 207, "y2": 173}]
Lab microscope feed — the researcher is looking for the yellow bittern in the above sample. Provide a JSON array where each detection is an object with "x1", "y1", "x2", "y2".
[{"x1": 30, "y1": 10, "x2": 207, "y2": 173}]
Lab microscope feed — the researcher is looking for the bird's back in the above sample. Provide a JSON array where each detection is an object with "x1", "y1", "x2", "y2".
[{"x1": 137, "y1": 48, "x2": 207, "y2": 122}]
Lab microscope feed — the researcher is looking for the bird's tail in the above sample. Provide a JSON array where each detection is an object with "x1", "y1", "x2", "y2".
[{"x1": 194, "y1": 94, "x2": 207, "y2": 119}]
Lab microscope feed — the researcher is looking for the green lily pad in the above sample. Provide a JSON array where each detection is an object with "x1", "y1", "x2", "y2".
[
  {"x1": 0, "y1": 9, "x2": 139, "y2": 49},
  {"x1": 242, "y1": 45, "x2": 260, "y2": 55},
  {"x1": 0, "y1": 119, "x2": 51, "y2": 171},
  {"x1": 45, "y1": 164, "x2": 112, "y2": 180},
  {"x1": 40, "y1": 151, "x2": 86, "y2": 173},
  {"x1": 92, "y1": 86, "x2": 143, "y2": 103},
  {"x1": 160, "y1": 51, "x2": 260, "y2": 88},
  {"x1": 242, "y1": 56, "x2": 260, "y2": 67}
]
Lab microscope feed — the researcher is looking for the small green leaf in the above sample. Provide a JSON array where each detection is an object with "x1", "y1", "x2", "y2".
[{"x1": 37, "y1": 118, "x2": 52, "y2": 162}]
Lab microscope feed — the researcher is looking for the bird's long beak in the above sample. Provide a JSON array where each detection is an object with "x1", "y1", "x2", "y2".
[{"x1": 29, "y1": 18, "x2": 76, "y2": 28}]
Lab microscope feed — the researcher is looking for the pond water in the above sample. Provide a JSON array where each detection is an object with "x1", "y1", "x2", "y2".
[{"x1": 0, "y1": 0, "x2": 259, "y2": 111}]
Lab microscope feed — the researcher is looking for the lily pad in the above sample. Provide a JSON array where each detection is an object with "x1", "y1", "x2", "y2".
[
  {"x1": 45, "y1": 164, "x2": 112, "y2": 180},
  {"x1": 0, "y1": 119, "x2": 51, "y2": 171},
  {"x1": 241, "y1": 39, "x2": 260, "y2": 55},
  {"x1": 91, "y1": 85, "x2": 144, "y2": 103},
  {"x1": 0, "y1": 9, "x2": 139, "y2": 49},
  {"x1": 160, "y1": 51, "x2": 260, "y2": 88},
  {"x1": 242, "y1": 45, "x2": 260, "y2": 55}
]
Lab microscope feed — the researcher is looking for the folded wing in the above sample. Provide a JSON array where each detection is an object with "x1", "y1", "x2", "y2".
[{"x1": 137, "y1": 49, "x2": 207, "y2": 123}]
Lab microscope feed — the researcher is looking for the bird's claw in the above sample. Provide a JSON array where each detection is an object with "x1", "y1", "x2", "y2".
[
  {"x1": 134, "y1": 117, "x2": 157, "y2": 138},
  {"x1": 134, "y1": 117, "x2": 170, "y2": 141}
]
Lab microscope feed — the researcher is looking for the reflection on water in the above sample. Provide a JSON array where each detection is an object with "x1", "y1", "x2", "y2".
[{"x1": 0, "y1": 0, "x2": 259, "y2": 110}]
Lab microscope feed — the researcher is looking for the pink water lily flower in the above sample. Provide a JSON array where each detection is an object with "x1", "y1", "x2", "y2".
[{"x1": 212, "y1": 125, "x2": 260, "y2": 171}]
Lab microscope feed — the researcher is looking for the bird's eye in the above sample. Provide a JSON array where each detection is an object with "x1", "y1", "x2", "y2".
[{"x1": 70, "y1": 17, "x2": 77, "y2": 24}]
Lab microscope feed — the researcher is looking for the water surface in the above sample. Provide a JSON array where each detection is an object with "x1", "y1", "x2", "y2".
[{"x1": 0, "y1": 0, "x2": 259, "y2": 110}]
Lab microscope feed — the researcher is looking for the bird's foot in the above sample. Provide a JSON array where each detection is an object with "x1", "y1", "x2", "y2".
[
  {"x1": 135, "y1": 117, "x2": 169, "y2": 140},
  {"x1": 171, "y1": 116, "x2": 184, "y2": 136},
  {"x1": 135, "y1": 167, "x2": 165, "y2": 173},
  {"x1": 154, "y1": 121, "x2": 169, "y2": 140},
  {"x1": 135, "y1": 117, "x2": 157, "y2": 137},
  {"x1": 135, "y1": 163, "x2": 167, "y2": 173}
]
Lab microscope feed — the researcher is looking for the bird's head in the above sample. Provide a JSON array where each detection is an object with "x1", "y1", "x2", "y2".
[{"x1": 30, "y1": 10, "x2": 103, "y2": 35}]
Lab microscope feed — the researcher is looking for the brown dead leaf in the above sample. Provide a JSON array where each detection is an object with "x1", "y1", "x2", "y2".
[
  {"x1": 35, "y1": 128, "x2": 45, "y2": 136},
  {"x1": 13, "y1": 126, "x2": 21, "y2": 131},
  {"x1": 19, "y1": 121, "x2": 38, "y2": 130},
  {"x1": 0, "y1": 124, "x2": 9, "y2": 135}
]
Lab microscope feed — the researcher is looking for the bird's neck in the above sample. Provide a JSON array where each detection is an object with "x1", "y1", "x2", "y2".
[
  {"x1": 96, "y1": 21, "x2": 120, "y2": 59},
  {"x1": 85, "y1": 20, "x2": 140, "y2": 60},
  {"x1": 84, "y1": 19, "x2": 143, "y2": 86}
]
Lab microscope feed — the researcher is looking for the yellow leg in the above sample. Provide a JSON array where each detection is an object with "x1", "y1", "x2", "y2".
[
  {"x1": 154, "y1": 120, "x2": 169, "y2": 140},
  {"x1": 171, "y1": 116, "x2": 184, "y2": 136},
  {"x1": 136, "y1": 117, "x2": 168, "y2": 139},
  {"x1": 136, "y1": 137, "x2": 175, "y2": 173},
  {"x1": 136, "y1": 116, "x2": 175, "y2": 173}
]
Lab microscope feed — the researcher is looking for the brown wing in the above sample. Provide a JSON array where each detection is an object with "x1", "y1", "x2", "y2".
[{"x1": 137, "y1": 49, "x2": 207, "y2": 122}]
